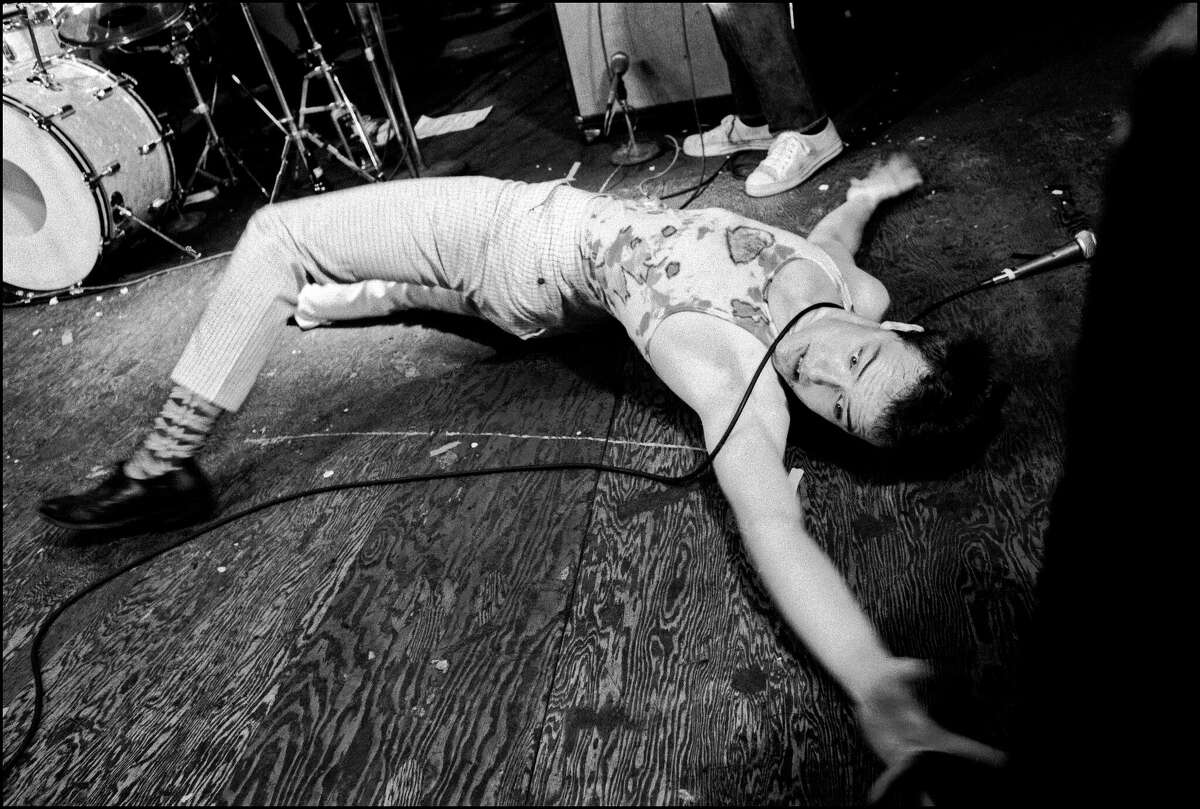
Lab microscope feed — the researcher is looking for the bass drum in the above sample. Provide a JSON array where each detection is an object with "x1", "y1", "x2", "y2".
[{"x1": 3, "y1": 55, "x2": 175, "y2": 291}]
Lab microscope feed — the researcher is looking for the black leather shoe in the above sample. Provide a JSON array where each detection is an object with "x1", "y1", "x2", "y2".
[{"x1": 38, "y1": 458, "x2": 217, "y2": 534}]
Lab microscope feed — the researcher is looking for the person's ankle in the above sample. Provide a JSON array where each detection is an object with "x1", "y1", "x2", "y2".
[{"x1": 123, "y1": 453, "x2": 182, "y2": 481}]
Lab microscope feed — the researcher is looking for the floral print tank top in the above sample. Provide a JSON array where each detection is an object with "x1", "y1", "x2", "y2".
[{"x1": 580, "y1": 195, "x2": 854, "y2": 359}]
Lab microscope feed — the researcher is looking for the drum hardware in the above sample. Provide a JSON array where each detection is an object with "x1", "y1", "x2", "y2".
[
  {"x1": 295, "y1": 74, "x2": 379, "y2": 183},
  {"x1": 165, "y1": 40, "x2": 268, "y2": 199},
  {"x1": 3, "y1": 3, "x2": 55, "y2": 84},
  {"x1": 90, "y1": 76, "x2": 135, "y2": 100},
  {"x1": 350, "y1": 3, "x2": 412, "y2": 178},
  {"x1": 138, "y1": 135, "x2": 166, "y2": 156},
  {"x1": 293, "y1": 2, "x2": 382, "y2": 179},
  {"x1": 349, "y1": 3, "x2": 460, "y2": 178},
  {"x1": 239, "y1": 2, "x2": 325, "y2": 200},
  {"x1": 23, "y1": 67, "x2": 59, "y2": 89},
  {"x1": 351, "y1": 3, "x2": 421, "y2": 178},
  {"x1": 3, "y1": 56, "x2": 187, "y2": 290},
  {"x1": 54, "y1": 2, "x2": 264, "y2": 200},
  {"x1": 30, "y1": 102, "x2": 73, "y2": 124},
  {"x1": 228, "y1": 69, "x2": 379, "y2": 181},
  {"x1": 113, "y1": 202, "x2": 201, "y2": 259},
  {"x1": 86, "y1": 161, "x2": 121, "y2": 188}
]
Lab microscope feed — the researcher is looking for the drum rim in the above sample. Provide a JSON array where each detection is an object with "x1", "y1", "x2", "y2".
[
  {"x1": 2, "y1": 99, "x2": 105, "y2": 290},
  {"x1": 56, "y1": 3, "x2": 191, "y2": 47},
  {"x1": 3, "y1": 57, "x2": 178, "y2": 290}
]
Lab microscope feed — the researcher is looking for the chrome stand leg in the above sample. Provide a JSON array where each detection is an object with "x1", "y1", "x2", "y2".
[{"x1": 240, "y1": 3, "x2": 324, "y2": 200}]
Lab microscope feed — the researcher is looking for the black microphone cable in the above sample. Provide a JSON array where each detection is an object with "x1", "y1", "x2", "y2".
[
  {"x1": 909, "y1": 282, "x2": 996, "y2": 324},
  {"x1": 0, "y1": 233, "x2": 1101, "y2": 782},
  {"x1": 0, "y1": 300, "x2": 843, "y2": 786},
  {"x1": 678, "y1": 2, "x2": 710, "y2": 205}
]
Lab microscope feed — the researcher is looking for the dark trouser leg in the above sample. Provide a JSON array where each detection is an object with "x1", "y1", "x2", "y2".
[
  {"x1": 707, "y1": 3, "x2": 767, "y2": 127},
  {"x1": 706, "y1": 3, "x2": 826, "y2": 133}
]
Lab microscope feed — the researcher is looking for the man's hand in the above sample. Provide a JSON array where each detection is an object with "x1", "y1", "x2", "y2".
[{"x1": 858, "y1": 658, "x2": 1006, "y2": 804}]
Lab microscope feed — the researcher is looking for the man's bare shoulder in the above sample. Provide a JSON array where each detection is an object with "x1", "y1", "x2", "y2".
[{"x1": 647, "y1": 312, "x2": 788, "y2": 420}]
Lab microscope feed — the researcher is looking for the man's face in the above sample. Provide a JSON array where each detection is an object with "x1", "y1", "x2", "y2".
[{"x1": 772, "y1": 312, "x2": 928, "y2": 445}]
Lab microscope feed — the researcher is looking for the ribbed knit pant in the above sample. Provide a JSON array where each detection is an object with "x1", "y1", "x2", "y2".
[{"x1": 170, "y1": 176, "x2": 600, "y2": 411}]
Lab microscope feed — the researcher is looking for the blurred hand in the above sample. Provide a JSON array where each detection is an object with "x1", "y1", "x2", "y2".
[{"x1": 857, "y1": 658, "x2": 1006, "y2": 804}]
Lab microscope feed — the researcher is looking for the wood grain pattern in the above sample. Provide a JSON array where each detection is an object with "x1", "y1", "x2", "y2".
[
  {"x1": 2, "y1": 9, "x2": 1137, "y2": 804},
  {"x1": 219, "y1": 354, "x2": 619, "y2": 806},
  {"x1": 2, "y1": 261, "x2": 623, "y2": 804},
  {"x1": 529, "y1": 355, "x2": 874, "y2": 806}
]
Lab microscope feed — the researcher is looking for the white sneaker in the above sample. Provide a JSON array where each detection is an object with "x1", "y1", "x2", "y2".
[
  {"x1": 744, "y1": 120, "x2": 845, "y2": 198},
  {"x1": 682, "y1": 114, "x2": 775, "y2": 157}
]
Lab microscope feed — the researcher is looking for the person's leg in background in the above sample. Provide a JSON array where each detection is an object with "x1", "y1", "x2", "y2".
[
  {"x1": 682, "y1": 4, "x2": 777, "y2": 157},
  {"x1": 685, "y1": 2, "x2": 844, "y2": 197}
]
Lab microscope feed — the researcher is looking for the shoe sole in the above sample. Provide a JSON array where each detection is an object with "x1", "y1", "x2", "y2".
[
  {"x1": 744, "y1": 141, "x2": 846, "y2": 198},
  {"x1": 682, "y1": 137, "x2": 775, "y2": 158},
  {"x1": 38, "y1": 502, "x2": 215, "y2": 534}
]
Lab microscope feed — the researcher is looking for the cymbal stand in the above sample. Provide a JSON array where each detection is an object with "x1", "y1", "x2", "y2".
[
  {"x1": 293, "y1": 2, "x2": 381, "y2": 178},
  {"x1": 239, "y1": 3, "x2": 325, "y2": 200},
  {"x1": 351, "y1": 3, "x2": 422, "y2": 178},
  {"x1": 229, "y1": 72, "x2": 381, "y2": 185},
  {"x1": 167, "y1": 40, "x2": 268, "y2": 199}
]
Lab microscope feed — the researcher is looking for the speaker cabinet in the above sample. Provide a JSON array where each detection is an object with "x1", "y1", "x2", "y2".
[{"x1": 553, "y1": 3, "x2": 731, "y2": 129}]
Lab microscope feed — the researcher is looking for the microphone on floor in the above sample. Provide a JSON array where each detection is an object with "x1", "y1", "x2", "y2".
[
  {"x1": 980, "y1": 230, "x2": 1098, "y2": 287},
  {"x1": 910, "y1": 230, "x2": 1098, "y2": 322}
]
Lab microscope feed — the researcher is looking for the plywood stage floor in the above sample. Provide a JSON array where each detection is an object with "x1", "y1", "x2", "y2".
[{"x1": 2, "y1": 6, "x2": 1159, "y2": 805}]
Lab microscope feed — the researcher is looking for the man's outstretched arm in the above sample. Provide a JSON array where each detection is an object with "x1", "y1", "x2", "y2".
[
  {"x1": 649, "y1": 318, "x2": 1005, "y2": 790},
  {"x1": 699, "y1": 390, "x2": 1005, "y2": 795},
  {"x1": 701, "y1": 394, "x2": 897, "y2": 701}
]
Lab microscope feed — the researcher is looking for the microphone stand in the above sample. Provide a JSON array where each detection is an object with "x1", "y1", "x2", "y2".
[
  {"x1": 351, "y1": 2, "x2": 419, "y2": 178},
  {"x1": 294, "y1": 2, "x2": 382, "y2": 178},
  {"x1": 610, "y1": 94, "x2": 660, "y2": 166},
  {"x1": 603, "y1": 59, "x2": 659, "y2": 166},
  {"x1": 351, "y1": 3, "x2": 465, "y2": 178},
  {"x1": 239, "y1": 3, "x2": 325, "y2": 199}
]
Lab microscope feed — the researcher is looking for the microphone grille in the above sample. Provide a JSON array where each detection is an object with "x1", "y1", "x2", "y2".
[{"x1": 1074, "y1": 229, "x2": 1098, "y2": 258}]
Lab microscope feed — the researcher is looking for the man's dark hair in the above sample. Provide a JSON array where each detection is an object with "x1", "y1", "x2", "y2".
[{"x1": 875, "y1": 329, "x2": 1005, "y2": 471}]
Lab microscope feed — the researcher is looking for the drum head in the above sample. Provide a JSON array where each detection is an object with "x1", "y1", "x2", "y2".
[
  {"x1": 56, "y1": 2, "x2": 189, "y2": 47},
  {"x1": 3, "y1": 103, "x2": 103, "y2": 291}
]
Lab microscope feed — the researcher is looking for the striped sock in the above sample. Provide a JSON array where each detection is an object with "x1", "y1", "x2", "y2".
[{"x1": 123, "y1": 385, "x2": 224, "y2": 480}]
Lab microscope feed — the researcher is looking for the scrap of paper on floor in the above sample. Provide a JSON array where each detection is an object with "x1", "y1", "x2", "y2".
[{"x1": 414, "y1": 106, "x2": 494, "y2": 139}]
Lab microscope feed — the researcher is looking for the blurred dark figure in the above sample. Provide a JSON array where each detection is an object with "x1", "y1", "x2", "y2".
[
  {"x1": 874, "y1": 6, "x2": 1197, "y2": 806},
  {"x1": 1005, "y1": 4, "x2": 1196, "y2": 805}
]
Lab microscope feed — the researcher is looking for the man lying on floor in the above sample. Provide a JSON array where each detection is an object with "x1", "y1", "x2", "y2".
[{"x1": 40, "y1": 154, "x2": 1005, "y2": 795}]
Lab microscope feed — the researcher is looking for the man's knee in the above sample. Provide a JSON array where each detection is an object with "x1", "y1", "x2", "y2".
[
  {"x1": 243, "y1": 204, "x2": 290, "y2": 244},
  {"x1": 228, "y1": 204, "x2": 310, "y2": 296}
]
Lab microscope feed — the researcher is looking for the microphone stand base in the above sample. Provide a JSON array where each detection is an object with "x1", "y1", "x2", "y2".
[{"x1": 610, "y1": 140, "x2": 661, "y2": 166}]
